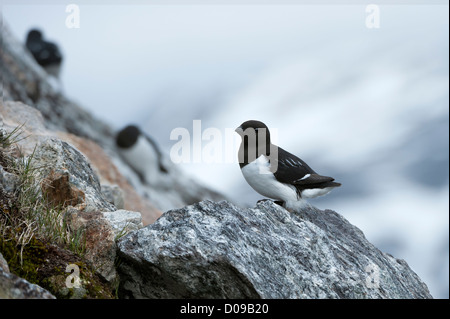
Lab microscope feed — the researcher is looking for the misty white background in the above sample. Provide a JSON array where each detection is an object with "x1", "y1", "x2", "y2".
[{"x1": 2, "y1": 2, "x2": 448, "y2": 298}]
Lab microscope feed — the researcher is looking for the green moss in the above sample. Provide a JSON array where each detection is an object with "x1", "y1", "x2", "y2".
[
  {"x1": 0, "y1": 235, "x2": 46, "y2": 284},
  {"x1": 0, "y1": 234, "x2": 115, "y2": 299}
]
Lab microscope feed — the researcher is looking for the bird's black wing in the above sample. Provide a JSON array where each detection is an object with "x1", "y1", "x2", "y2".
[
  {"x1": 46, "y1": 42, "x2": 63, "y2": 63},
  {"x1": 271, "y1": 147, "x2": 316, "y2": 183},
  {"x1": 271, "y1": 146, "x2": 338, "y2": 187}
]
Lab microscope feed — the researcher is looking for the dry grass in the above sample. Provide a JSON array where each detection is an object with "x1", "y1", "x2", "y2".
[{"x1": 0, "y1": 127, "x2": 86, "y2": 264}]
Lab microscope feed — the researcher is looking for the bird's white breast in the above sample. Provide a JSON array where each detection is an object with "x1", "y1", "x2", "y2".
[
  {"x1": 118, "y1": 136, "x2": 159, "y2": 184},
  {"x1": 241, "y1": 155, "x2": 298, "y2": 202}
]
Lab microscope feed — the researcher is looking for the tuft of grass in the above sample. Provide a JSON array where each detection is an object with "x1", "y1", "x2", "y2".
[
  {"x1": 0, "y1": 123, "x2": 29, "y2": 148},
  {"x1": 1, "y1": 125, "x2": 115, "y2": 298},
  {"x1": 0, "y1": 126, "x2": 86, "y2": 263},
  {"x1": 114, "y1": 221, "x2": 134, "y2": 242}
]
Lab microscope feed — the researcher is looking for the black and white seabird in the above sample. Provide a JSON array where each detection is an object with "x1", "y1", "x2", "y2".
[
  {"x1": 116, "y1": 125, "x2": 168, "y2": 186},
  {"x1": 236, "y1": 120, "x2": 341, "y2": 210},
  {"x1": 26, "y1": 29, "x2": 63, "y2": 78}
]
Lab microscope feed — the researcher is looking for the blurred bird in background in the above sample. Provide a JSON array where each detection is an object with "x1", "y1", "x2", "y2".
[
  {"x1": 25, "y1": 29, "x2": 63, "y2": 78},
  {"x1": 116, "y1": 124, "x2": 168, "y2": 187}
]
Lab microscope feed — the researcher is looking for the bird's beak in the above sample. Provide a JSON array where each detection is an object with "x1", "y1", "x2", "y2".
[{"x1": 235, "y1": 126, "x2": 243, "y2": 135}]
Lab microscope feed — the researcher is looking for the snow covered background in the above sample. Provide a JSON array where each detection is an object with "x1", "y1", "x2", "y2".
[{"x1": 2, "y1": 2, "x2": 448, "y2": 298}]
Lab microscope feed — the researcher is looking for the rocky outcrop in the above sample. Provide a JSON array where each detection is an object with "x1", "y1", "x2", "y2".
[
  {"x1": 0, "y1": 101, "x2": 162, "y2": 224},
  {"x1": 63, "y1": 208, "x2": 142, "y2": 282},
  {"x1": 117, "y1": 200, "x2": 432, "y2": 299},
  {"x1": 35, "y1": 138, "x2": 116, "y2": 212},
  {"x1": 0, "y1": 100, "x2": 225, "y2": 224},
  {"x1": 55, "y1": 131, "x2": 162, "y2": 224},
  {"x1": 0, "y1": 122, "x2": 143, "y2": 287},
  {"x1": 0, "y1": 99, "x2": 223, "y2": 296}
]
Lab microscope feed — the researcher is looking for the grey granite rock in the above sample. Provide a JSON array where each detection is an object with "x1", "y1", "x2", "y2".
[
  {"x1": 103, "y1": 209, "x2": 143, "y2": 238},
  {"x1": 33, "y1": 137, "x2": 116, "y2": 212},
  {"x1": 101, "y1": 184, "x2": 125, "y2": 210},
  {"x1": 0, "y1": 253, "x2": 9, "y2": 274},
  {"x1": 117, "y1": 200, "x2": 432, "y2": 299},
  {"x1": 0, "y1": 166, "x2": 19, "y2": 193},
  {"x1": 0, "y1": 266, "x2": 56, "y2": 299}
]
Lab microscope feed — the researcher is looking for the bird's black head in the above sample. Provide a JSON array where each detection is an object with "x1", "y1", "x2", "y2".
[
  {"x1": 116, "y1": 125, "x2": 141, "y2": 148},
  {"x1": 26, "y1": 29, "x2": 43, "y2": 43},
  {"x1": 236, "y1": 120, "x2": 272, "y2": 167},
  {"x1": 235, "y1": 120, "x2": 270, "y2": 137}
]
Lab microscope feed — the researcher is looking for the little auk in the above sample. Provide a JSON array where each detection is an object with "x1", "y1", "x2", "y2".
[{"x1": 236, "y1": 120, "x2": 341, "y2": 211}]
